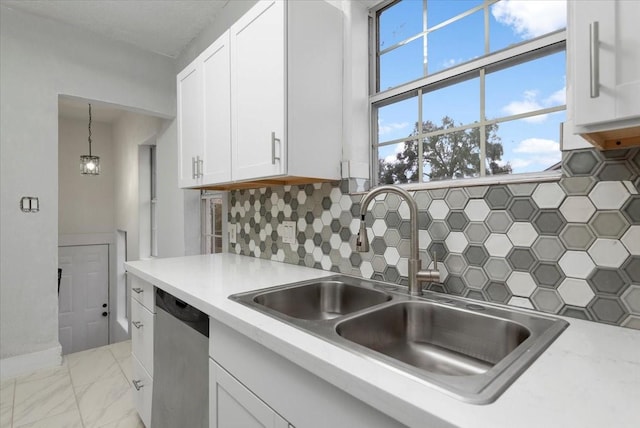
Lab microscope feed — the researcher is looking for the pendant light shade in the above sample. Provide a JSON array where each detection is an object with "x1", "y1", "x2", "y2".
[{"x1": 80, "y1": 103, "x2": 100, "y2": 175}]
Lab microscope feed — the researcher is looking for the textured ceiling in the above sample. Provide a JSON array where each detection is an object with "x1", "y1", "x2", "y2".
[{"x1": 1, "y1": 0, "x2": 229, "y2": 58}]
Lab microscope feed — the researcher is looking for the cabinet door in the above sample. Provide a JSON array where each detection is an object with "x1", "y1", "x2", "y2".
[
  {"x1": 177, "y1": 58, "x2": 204, "y2": 188},
  {"x1": 131, "y1": 298, "x2": 154, "y2": 377},
  {"x1": 210, "y1": 359, "x2": 289, "y2": 428},
  {"x1": 231, "y1": 0, "x2": 286, "y2": 181},
  {"x1": 572, "y1": 0, "x2": 640, "y2": 127},
  {"x1": 202, "y1": 30, "x2": 232, "y2": 184},
  {"x1": 132, "y1": 355, "x2": 153, "y2": 428}
]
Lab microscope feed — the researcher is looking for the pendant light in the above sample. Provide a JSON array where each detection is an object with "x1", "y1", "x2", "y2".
[{"x1": 80, "y1": 103, "x2": 100, "y2": 175}]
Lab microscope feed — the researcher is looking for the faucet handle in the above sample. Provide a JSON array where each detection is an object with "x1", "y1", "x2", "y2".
[{"x1": 432, "y1": 251, "x2": 438, "y2": 270}]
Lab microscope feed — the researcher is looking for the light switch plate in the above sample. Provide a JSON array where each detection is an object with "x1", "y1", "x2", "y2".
[
  {"x1": 282, "y1": 221, "x2": 296, "y2": 244},
  {"x1": 229, "y1": 225, "x2": 237, "y2": 244}
]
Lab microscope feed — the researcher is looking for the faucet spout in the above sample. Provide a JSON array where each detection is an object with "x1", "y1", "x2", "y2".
[{"x1": 356, "y1": 185, "x2": 440, "y2": 295}]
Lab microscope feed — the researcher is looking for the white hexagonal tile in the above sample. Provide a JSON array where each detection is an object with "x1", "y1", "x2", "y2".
[
  {"x1": 428, "y1": 199, "x2": 449, "y2": 220},
  {"x1": 312, "y1": 247, "x2": 323, "y2": 262},
  {"x1": 330, "y1": 233, "x2": 342, "y2": 249},
  {"x1": 464, "y1": 199, "x2": 490, "y2": 221},
  {"x1": 558, "y1": 278, "x2": 595, "y2": 307},
  {"x1": 339, "y1": 242, "x2": 352, "y2": 258},
  {"x1": 445, "y1": 231, "x2": 468, "y2": 254},
  {"x1": 621, "y1": 225, "x2": 640, "y2": 255},
  {"x1": 371, "y1": 218, "x2": 386, "y2": 236},
  {"x1": 506, "y1": 271, "x2": 537, "y2": 297},
  {"x1": 312, "y1": 218, "x2": 323, "y2": 233},
  {"x1": 485, "y1": 234, "x2": 513, "y2": 257},
  {"x1": 418, "y1": 229, "x2": 432, "y2": 250},
  {"x1": 330, "y1": 187, "x2": 342, "y2": 203},
  {"x1": 397, "y1": 258, "x2": 409, "y2": 276},
  {"x1": 508, "y1": 296, "x2": 535, "y2": 309},
  {"x1": 321, "y1": 211, "x2": 333, "y2": 226},
  {"x1": 532, "y1": 182, "x2": 565, "y2": 209},
  {"x1": 321, "y1": 255, "x2": 332, "y2": 270},
  {"x1": 339, "y1": 195, "x2": 353, "y2": 211},
  {"x1": 507, "y1": 222, "x2": 538, "y2": 247},
  {"x1": 398, "y1": 200, "x2": 411, "y2": 219},
  {"x1": 297, "y1": 191, "x2": 307, "y2": 204},
  {"x1": 588, "y1": 181, "x2": 630, "y2": 210},
  {"x1": 360, "y1": 261, "x2": 374, "y2": 278},
  {"x1": 587, "y1": 238, "x2": 630, "y2": 268},
  {"x1": 558, "y1": 251, "x2": 595, "y2": 279},
  {"x1": 384, "y1": 247, "x2": 401, "y2": 265},
  {"x1": 304, "y1": 239, "x2": 315, "y2": 254},
  {"x1": 559, "y1": 196, "x2": 596, "y2": 223}
]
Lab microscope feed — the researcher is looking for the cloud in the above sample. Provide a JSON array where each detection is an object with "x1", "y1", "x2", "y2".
[
  {"x1": 513, "y1": 138, "x2": 560, "y2": 154},
  {"x1": 510, "y1": 137, "x2": 561, "y2": 171},
  {"x1": 492, "y1": 0, "x2": 567, "y2": 39},
  {"x1": 441, "y1": 58, "x2": 462, "y2": 69},
  {"x1": 545, "y1": 87, "x2": 566, "y2": 105},
  {"x1": 378, "y1": 120, "x2": 410, "y2": 136},
  {"x1": 502, "y1": 86, "x2": 566, "y2": 122}
]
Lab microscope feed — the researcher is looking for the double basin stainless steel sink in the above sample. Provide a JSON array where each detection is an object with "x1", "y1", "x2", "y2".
[{"x1": 230, "y1": 275, "x2": 568, "y2": 404}]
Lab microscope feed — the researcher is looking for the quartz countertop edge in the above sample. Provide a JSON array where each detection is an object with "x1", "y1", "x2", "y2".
[{"x1": 125, "y1": 253, "x2": 640, "y2": 428}]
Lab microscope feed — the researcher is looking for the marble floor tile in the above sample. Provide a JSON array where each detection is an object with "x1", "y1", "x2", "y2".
[
  {"x1": 117, "y1": 355, "x2": 133, "y2": 384},
  {"x1": 67, "y1": 345, "x2": 122, "y2": 387},
  {"x1": 15, "y1": 361, "x2": 68, "y2": 386},
  {"x1": 12, "y1": 372, "x2": 76, "y2": 427},
  {"x1": 0, "y1": 404, "x2": 13, "y2": 428},
  {"x1": 0, "y1": 379, "x2": 15, "y2": 428},
  {"x1": 95, "y1": 408, "x2": 144, "y2": 428},
  {"x1": 13, "y1": 408, "x2": 83, "y2": 428},
  {"x1": 109, "y1": 340, "x2": 132, "y2": 360},
  {"x1": 76, "y1": 371, "x2": 134, "y2": 428}
]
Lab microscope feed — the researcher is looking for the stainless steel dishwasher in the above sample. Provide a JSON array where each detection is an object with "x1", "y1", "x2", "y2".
[{"x1": 152, "y1": 288, "x2": 209, "y2": 428}]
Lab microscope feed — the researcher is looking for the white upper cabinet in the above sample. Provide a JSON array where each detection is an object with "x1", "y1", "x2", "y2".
[
  {"x1": 178, "y1": 0, "x2": 343, "y2": 188},
  {"x1": 570, "y1": 0, "x2": 640, "y2": 147}
]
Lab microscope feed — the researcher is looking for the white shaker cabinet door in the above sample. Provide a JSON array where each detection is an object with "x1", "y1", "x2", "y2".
[
  {"x1": 231, "y1": 0, "x2": 286, "y2": 182},
  {"x1": 572, "y1": 0, "x2": 640, "y2": 127},
  {"x1": 202, "y1": 30, "x2": 232, "y2": 184},
  {"x1": 210, "y1": 359, "x2": 289, "y2": 428},
  {"x1": 177, "y1": 59, "x2": 204, "y2": 188}
]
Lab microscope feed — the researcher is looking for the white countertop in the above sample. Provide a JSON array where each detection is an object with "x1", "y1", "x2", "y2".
[{"x1": 126, "y1": 253, "x2": 640, "y2": 428}]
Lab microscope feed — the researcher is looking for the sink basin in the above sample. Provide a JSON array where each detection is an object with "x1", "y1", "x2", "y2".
[
  {"x1": 229, "y1": 275, "x2": 568, "y2": 404},
  {"x1": 247, "y1": 279, "x2": 391, "y2": 320},
  {"x1": 336, "y1": 301, "x2": 530, "y2": 376}
]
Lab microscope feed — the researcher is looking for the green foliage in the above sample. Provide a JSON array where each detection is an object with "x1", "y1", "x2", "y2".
[{"x1": 378, "y1": 117, "x2": 512, "y2": 184}]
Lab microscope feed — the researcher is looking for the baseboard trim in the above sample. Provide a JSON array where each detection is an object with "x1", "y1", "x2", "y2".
[{"x1": 0, "y1": 345, "x2": 63, "y2": 380}]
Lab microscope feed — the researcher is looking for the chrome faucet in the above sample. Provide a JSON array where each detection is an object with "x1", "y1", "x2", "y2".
[{"x1": 356, "y1": 185, "x2": 440, "y2": 296}]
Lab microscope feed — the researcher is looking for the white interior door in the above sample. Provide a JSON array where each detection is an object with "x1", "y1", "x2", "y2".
[{"x1": 58, "y1": 244, "x2": 109, "y2": 355}]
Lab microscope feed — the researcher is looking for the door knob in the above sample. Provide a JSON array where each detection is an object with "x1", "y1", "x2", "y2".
[
  {"x1": 102, "y1": 312, "x2": 108, "y2": 317},
  {"x1": 102, "y1": 303, "x2": 107, "y2": 308}
]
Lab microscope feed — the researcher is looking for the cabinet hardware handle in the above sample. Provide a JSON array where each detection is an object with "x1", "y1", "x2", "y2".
[
  {"x1": 198, "y1": 156, "x2": 204, "y2": 178},
  {"x1": 132, "y1": 321, "x2": 143, "y2": 329},
  {"x1": 192, "y1": 156, "x2": 197, "y2": 179},
  {"x1": 589, "y1": 21, "x2": 600, "y2": 98},
  {"x1": 132, "y1": 379, "x2": 144, "y2": 390},
  {"x1": 271, "y1": 132, "x2": 281, "y2": 165},
  {"x1": 132, "y1": 287, "x2": 143, "y2": 294}
]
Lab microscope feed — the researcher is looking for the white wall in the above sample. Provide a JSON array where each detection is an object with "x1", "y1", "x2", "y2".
[
  {"x1": 58, "y1": 117, "x2": 115, "y2": 235},
  {"x1": 0, "y1": 4, "x2": 175, "y2": 370}
]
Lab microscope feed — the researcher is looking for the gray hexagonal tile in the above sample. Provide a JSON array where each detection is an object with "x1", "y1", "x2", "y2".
[
  {"x1": 464, "y1": 245, "x2": 489, "y2": 266},
  {"x1": 588, "y1": 297, "x2": 627, "y2": 324},
  {"x1": 414, "y1": 191, "x2": 432, "y2": 209},
  {"x1": 463, "y1": 266, "x2": 489, "y2": 289},
  {"x1": 631, "y1": 148, "x2": 640, "y2": 172},
  {"x1": 588, "y1": 268, "x2": 628, "y2": 295},
  {"x1": 429, "y1": 220, "x2": 450, "y2": 241},
  {"x1": 484, "y1": 257, "x2": 512, "y2": 281},
  {"x1": 507, "y1": 197, "x2": 538, "y2": 222},
  {"x1": 445, "y1": 188, "x2": 469, "y2": 210},
  {"x1": 532, "y1": 262, "x2": 565, "y2": 288},
  {"x1": 560, "y1": 305, "x2": 593, "y2": 321},
  {"x1": 384, "y1": 211, "x2": 402, "y2": 228},
  {"x1": 621, "y1": 285, "x2": 640, "y2": 314},
  {"x1": 445, "y1": 210, "x2": 469, "y2": 232},
  {"x1": 532, "y1": 236, "x2": 565, "y2": 262},
  {"x1": 507, "y1": 247, "x2": 537, "y2": 271},
  {"x1": 507, "y1": 183, "x2": 537, "y2": 197},
  {"x1": 485, "y1": 281, "x2": 512, "y2": 303},
  {"x1": 427, "y1": 241, "x2": 448, "y2": 264},
  {"x1": 559, "y1": 176, "x2": 596, "y2": 196},
  {"x1": 622, "y1": 315, "x2": 640, "y2": 329},
  {"x1": 532, "y1": 182, "x2": 566, "y2": 209},
  {"x1": 465, "y1": 289, "x2": 487, "y2": 301},
  {"x1": 383, "y1": 228, "x2": 401, "y2": 247},
  {"x1": 622, "y1": 256, "x2": 640, "y2": 283},
  {"x1": 384, "y1": 193, "x2": 402, "y2": 211},
  {"x1": 349, "y1": 252, "x2": 362, "y2": 267},
  {"x1": 486, "y1": 210, "x2": 513, "y2": 233},
  {"x1": 464, "y1": 222, "x2": 490, "y2": 244},
  {"x1": 444, "y1": 275, "x2": 466, "y2": 295},
  {"x1": 371, "y1": 236, "x2": 386, "y2": 255},
  {"x1": 465, "y1": 186, "x2": 488, "y2": 198},
  {"x1": 558, "y1": 278, "x2": 595, "y2": 307},
  {"x1": 444, "y1": 253, "x2": 468, "y2": 275},
  {"x1": 485, "y1": 186, "x2": 513, "y2": 209},
  {"x1": 532, "y1": 210, "x2": 566, "y2": 235},
  {"x1": 417, "y1": 210, "x2": 432, "y2": 229},
  {"x1": 588, "y1": 211, "x2": 630, "y2": 238},
  {"x1": 596, "y1": 160, "x2": 636, "y2": 181},
  {"x1": 531, "y1": 288, "x2": 563, "y2": 312},
  {"x1": 622, "y1": 195, "x2": 640, "y2": 224},
  {"x1": 560, "y1": 223, "x2": 596, "y2": 251},
  {"x1": 564, "y1": 150, "x2": 600, "y2": 176},
  {"x1": 621, "y1": 225, "x2": 640, "y2": 255}
]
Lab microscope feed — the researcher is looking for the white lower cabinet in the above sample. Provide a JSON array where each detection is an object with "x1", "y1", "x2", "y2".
[
  {"x1": 128, "y1": 273, "x2": 155, "y2": 428},
  {"x1": 132, "y1": 355, "x2": 153, "y2": 428},
  {"x1": 210, "y1": 359, "x2": 289, "y2": 428}
]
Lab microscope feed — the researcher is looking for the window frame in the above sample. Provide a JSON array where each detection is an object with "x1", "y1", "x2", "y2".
[{"x1": 369, "y1": 0, "x2": 567, "y2": 187}]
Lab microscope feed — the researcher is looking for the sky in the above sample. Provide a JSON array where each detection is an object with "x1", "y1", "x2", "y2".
[{"x1": 376, "y1": 0, "x2": 567, "y2": 178}]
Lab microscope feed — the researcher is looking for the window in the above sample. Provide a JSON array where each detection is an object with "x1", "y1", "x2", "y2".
[
  {"x1": 372, "y1": 0, "x2": 567, "y2": 185},
  {"x1": 201, "y1": 193, "x2": 225, "y2": 254}
]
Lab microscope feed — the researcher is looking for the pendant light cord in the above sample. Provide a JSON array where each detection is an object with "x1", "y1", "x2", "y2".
[{"x1": 88, "y1": 103, "x2": 92, "y2": 156}]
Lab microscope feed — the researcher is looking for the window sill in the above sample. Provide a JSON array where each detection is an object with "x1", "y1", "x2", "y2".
[{"x1": 361, "y1": 171, "x2": 562, "y2": 194}]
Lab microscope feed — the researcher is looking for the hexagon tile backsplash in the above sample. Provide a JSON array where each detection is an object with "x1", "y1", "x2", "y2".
[{"x1": 228, "y1": 147, "x2": 640, "y2": 330}]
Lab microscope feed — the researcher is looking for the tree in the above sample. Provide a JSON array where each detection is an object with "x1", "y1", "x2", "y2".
[{"x1": 378, "y1": 116, "x2": 512, "y2": 184}]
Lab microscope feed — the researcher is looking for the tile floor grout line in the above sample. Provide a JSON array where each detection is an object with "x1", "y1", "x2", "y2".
[{"x1": 65, "y1": 354, "x2": 86, "y2": 428}]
